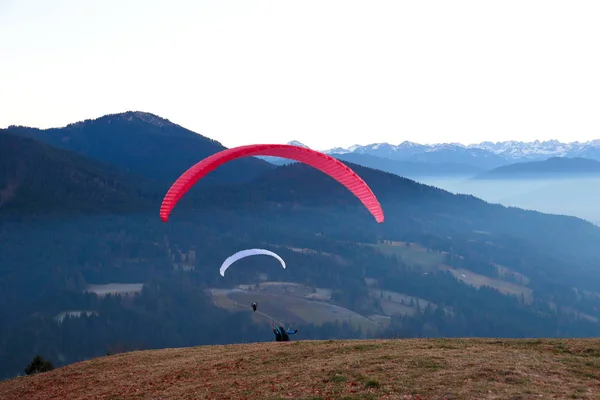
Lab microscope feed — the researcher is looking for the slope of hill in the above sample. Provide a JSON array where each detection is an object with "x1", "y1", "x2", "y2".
[
  {"x1": 232, "y1": 157, "x2": 600, "y2": 290},
  {"x1": 413, "y1": 174, "x2": 600, "y2": 228},
  {"x1": 0, "y1": 132, "x2": 155, "y2": 215},
  {"x1": 3, "y1": 111, "x2": 274, "y2": 186},
  {"x1": 5, "y1": 129, "x2": 600, "y2": 294},
  {"x1": 497, "y1": 177, "x2": 600, "y2": 225},
  {"x1": 2, "y1": 338, "x2": 600, "y2": 399},
  {"x1": 474, "y1": 157, "x2": 600, "y2": 180}
]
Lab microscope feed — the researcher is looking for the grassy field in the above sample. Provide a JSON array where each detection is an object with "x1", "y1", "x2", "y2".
[
  {"x1": 84, "y1": 283, "x2": 144, "y2": 297},
  {"x1": 368, "y1": 288, "x2": 440, "y2": 318},
  {"x1": 494, "y1": 264, "x2": 530, "y2": 286},
  {"x1": 446, "y1": 268, "x2": 534, "y2": 303},
  {"x1": 3, "y1": 338, "x2": 600, "y2": 399},
  {"x1": 370, "y1": 241, "x2": 535, "y2": 305},
  {"x1": 370, "y1": 242, "x2": 445, "y2": 272},
  {"x1": 209, "y1": 288, "x2": 382, "y2": 334}
]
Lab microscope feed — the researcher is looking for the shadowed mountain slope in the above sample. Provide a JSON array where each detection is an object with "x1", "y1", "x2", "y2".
[{"x1": 3, "y1": 111, "x2": 274, "y2": 187}]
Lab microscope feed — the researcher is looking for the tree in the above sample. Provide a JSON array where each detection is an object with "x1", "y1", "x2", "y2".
[{"x1": 25, "y1": 355, "x2": 54, "y2": 375}]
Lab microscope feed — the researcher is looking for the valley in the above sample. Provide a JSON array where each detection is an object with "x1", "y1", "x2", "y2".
[
  {"x1": 4, "y1": 3, "x2": 600, "y2": 397},
  {"x1": 3, "y1": 112, "x2": 600, "y2": 382}
]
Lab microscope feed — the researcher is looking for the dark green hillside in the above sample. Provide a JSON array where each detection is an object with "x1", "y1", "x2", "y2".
[
  {"x1": 0, "y1": 133, "x2": 156, "y2": 216},
  {"x1": 3, "y1": 111, "x2": 274, "y2": 186},
  {"x1": 179, "y1": 161, "x2": 600, "y2": 291}
]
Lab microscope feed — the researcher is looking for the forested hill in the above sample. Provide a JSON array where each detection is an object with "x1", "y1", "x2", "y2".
[
  {"x1": 3, "y1": 113, "x2": 600, "y2": 379},
  {"x1": 0, "y1": 132, "x2": 156, "y2": 215},
  {"x1": 3, "y1": 111, "x2": 274, "y2": 186},
  {"x1": 183, "y1": 161, "x2": 600, "y2": 291}
]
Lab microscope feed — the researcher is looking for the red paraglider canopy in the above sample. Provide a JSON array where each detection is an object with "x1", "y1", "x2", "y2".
[{"x1": 160, "y1": 144, "x2": 384, "y2": 223}]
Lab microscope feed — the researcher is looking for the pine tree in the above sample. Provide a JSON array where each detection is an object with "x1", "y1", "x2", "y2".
[{"x1": 25, "y1": 355, "x2": 54, "y2": 375}]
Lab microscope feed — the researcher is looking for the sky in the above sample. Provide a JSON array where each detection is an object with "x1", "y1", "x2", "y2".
[{"x1": 1, "y1": 0, "x2": 599, "y2": 150}]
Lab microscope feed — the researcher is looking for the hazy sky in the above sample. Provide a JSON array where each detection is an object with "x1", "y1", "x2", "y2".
[{"x1": 1, "y1": 1, "x2": 599, "y2": 150}]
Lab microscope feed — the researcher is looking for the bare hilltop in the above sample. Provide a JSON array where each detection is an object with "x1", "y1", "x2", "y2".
[{"x1": 2, "y1": 338, "x2": 600, "y2": 399}]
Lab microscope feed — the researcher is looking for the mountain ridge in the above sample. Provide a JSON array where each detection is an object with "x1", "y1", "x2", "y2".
[
  {"x1": 322, "y1": 138, "x2": 600, "y2": 164},
  {"x1": 3, "y1": 111, "x2": 275, "y2": 186}
]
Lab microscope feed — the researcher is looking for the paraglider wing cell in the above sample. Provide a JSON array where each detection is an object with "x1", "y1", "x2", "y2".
[
  {"x1": 219, "y1": 248, "x2": 286, "y2": 277},
  {"x1": 160, "y1": 144, "x2": 384, "y2": 223}
]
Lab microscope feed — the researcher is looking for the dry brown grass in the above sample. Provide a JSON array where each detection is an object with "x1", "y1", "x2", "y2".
[{"x1": 3, "y1": 338, "x2": 600, "y2": 399}]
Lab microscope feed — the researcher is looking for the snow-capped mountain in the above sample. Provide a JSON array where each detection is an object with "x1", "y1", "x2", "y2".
[
  {"x1": 287, "y1": 140, "x2": 310, "y2": 148},
  {"x1": 256, "y1": 141, "x2": 311, "y2": 165},
  {"x1": 322, "y1": 139, "x2": 600, "y2": 165},
  {"x1": 322, "y1": 141, "x2": 507, "y2": 169},
  {"x1": 261, "y1": 138, "x2": 600, "y2": 174},
  {"x1": 349, "y1": 141, "x2": 429, "y2": 160},
  {"x1": 469, "y1": 140, "x2": 589, "y2": 160}
]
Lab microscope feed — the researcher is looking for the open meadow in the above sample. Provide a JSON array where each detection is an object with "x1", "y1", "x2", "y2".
[{"x1": 2, "y1": 338, "x2": 600, "y2": 399}]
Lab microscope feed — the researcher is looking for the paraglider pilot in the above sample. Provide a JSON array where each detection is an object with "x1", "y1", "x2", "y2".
[
  {"x1": 251, "y1": 302, "x2": 257, "y2": 312},
  {"x1": 273, "y1": 326, "x2": 298, "y2": 342}
]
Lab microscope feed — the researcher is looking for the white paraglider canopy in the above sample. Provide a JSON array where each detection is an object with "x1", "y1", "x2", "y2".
[{"x1": 219, "y1": 248, "x2": 286, "y2": 277}]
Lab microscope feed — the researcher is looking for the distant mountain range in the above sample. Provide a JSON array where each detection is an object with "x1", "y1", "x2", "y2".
[
  {"x1": 314, "y1": 139, "x2": 600, "y2": 167},
  {"x1": 255, "y1": 143, "x2": 485, "y2": 178},
  {"x1": 266, "y1": 139, "x2": 600, "y2": 176}
]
